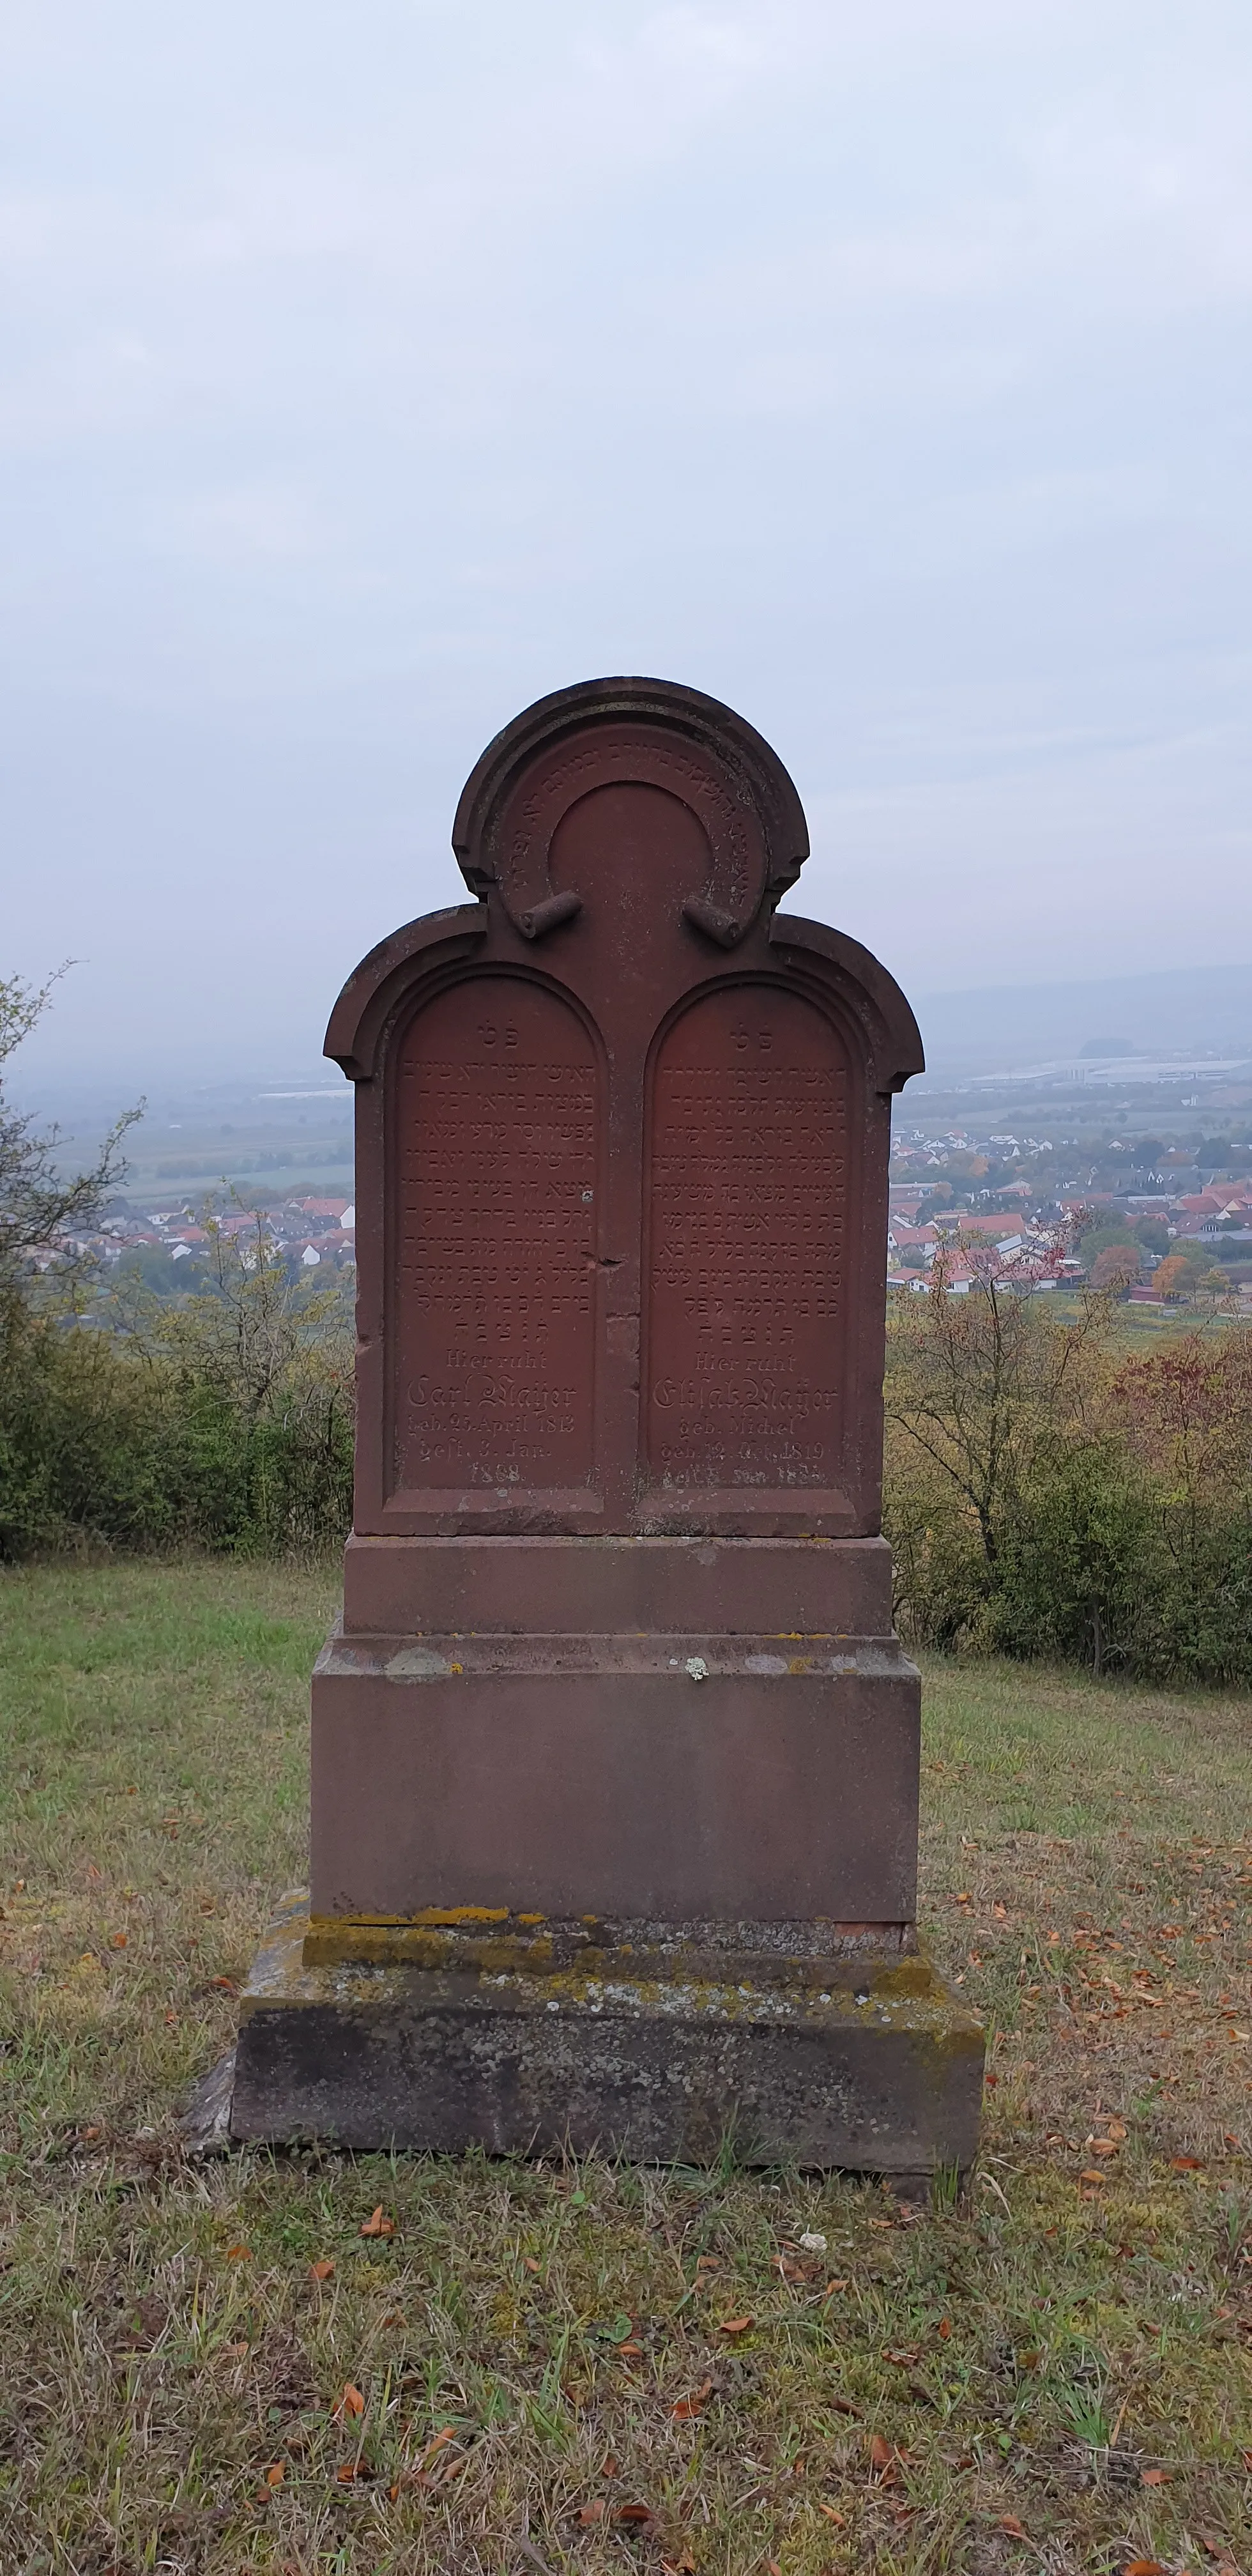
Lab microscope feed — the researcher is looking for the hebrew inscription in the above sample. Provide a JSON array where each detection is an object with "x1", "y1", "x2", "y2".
[
  {"x1": 392, "y1": 979, "x2": 598, "y2": 1493},
  {"x1": 646, "y1": 985, "x2": 848, "y2": 1491}
]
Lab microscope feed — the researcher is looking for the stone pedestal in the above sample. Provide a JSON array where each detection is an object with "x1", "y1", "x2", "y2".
[
  {"x1": 231, "y1": 1526, "x2": 981, "y2": 2172},
  {"x1": 311, "y1": 1535, "x2": 919, "y2": 1924},
  {"x1": 230, "y1": 677, "x2": 983, "y2": 2172},
  {"x1": 233, "y1": 1896, "x2": 982, "y2": 2175}
]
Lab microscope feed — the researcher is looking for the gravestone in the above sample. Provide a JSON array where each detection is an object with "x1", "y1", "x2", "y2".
[{"x1": 231, "y1": 678, "x2": 983, "y2": 2175}]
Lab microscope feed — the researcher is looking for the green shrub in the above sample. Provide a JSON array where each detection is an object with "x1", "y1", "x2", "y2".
[
  {"x1": 885, "y1": 1289, "x2": 1252, "y2": 1687},
  {"x1": 985, "y1": 1439, "x2": 1163, "y2": 1675},
  {"x1": 0, "y1": 1307, "x2": 352, "y2": 1561}
]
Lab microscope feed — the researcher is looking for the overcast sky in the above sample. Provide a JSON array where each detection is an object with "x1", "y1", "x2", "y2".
[{"x1": 4, "y1": 0, "x2": 1250, "y2": 1085}]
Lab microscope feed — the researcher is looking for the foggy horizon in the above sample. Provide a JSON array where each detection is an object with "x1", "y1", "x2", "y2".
[{"x1": 4, "y1": 2, "x2": 1251, "y2": 1090}]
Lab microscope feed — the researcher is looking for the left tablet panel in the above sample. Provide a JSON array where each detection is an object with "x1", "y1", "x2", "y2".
[{"x1": 385, "y1": 974, "x2": 603, "y2": 1519}]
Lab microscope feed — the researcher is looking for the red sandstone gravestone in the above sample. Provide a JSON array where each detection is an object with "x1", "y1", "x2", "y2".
[{"x1": 231, "y1": 678, "x2": 983, "y2": 2173}]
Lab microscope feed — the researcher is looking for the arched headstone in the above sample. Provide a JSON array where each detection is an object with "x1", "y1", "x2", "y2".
[{"x1": 233, "y1": 678, "x2": 983, "y2": 2176}]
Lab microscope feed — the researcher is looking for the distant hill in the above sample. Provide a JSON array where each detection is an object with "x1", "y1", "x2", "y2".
[{"x1": 912, "y1": 964, "x2": 1252, "y2": 1081}]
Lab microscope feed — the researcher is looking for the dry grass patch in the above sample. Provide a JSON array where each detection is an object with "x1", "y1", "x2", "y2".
[{"x1": 1, "y1": 1561, "x2": 1251, "y2": 2575}]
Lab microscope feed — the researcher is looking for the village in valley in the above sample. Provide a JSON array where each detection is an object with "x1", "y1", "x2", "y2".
[
  {"x1": 52, "y1": 1192, "x2": 358, "y2": 1284},
  {"x1": 45, "y1": 1064, "x2": 1252, "y2": 1313},
  {"x1": 883, "y1": 1041, "x2": 1252, "y2": 1305},
  {"x1": 887, "y1": 1124, "x2": 1252, "y2": 1303}
]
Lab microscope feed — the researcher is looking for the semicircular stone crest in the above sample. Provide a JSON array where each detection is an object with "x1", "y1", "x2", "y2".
[{"x1": 452, "y1": 676, "x2": 809, "y2": 948}]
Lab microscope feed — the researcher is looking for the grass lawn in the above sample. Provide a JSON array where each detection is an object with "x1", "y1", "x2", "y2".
[{"x1": 1, "y1": 1559, "x2": 1250, "y2": 2575}]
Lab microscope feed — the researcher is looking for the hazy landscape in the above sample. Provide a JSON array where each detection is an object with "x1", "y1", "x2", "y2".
[
  {"x1": 3, "y1": 7, "x2": 1251, "y2": 2569},
  {"x1": 16, "y1": 959, "x2": 1252, "y2": 1209}
]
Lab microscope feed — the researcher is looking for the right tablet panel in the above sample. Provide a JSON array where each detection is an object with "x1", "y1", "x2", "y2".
[{"x1": 641, "y1": 978, "x2": 858, "y2": 1532}]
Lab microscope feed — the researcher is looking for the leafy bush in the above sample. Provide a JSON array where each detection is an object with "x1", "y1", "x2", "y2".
[
  {"x1": 885, "y1": 1284, "x2": 1252, "y2": 1687},
  {"x1": 0, "y1": 1221, "x2": 354, "y2": 1562}
]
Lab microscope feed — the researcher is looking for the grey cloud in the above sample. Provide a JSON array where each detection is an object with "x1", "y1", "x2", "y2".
[{"x1": 1, "y1": 0, "x2": 1249, "y2": 1081}]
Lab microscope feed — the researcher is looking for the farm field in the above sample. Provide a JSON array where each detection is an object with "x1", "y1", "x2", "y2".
[{"x1": 1, "y1": 1560, "x2": 1250, "y2": 2574}]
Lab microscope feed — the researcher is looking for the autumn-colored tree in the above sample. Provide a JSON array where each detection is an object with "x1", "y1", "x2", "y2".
[
  {"x1": 1090, "y1": 1243, "x2": 1141, "y2": 1294},
  {"x1": 1113, "y1": 1328, "x2": 1252, "y2": 1497},
  {"x1": 1152, "y1": 1254, "x2": 1192, "y2": 1300},
  {"x1": 1106, "y1": 1328, "x2": 1252, "y2": 1672},
  {"x1": 884, "y1": 1226, "x2": 1107, "y2": 1579},
  {"x1": 120, "y1": 1202, "x2": 346, "y2": 1424},
  {"x1": 1196, "y1": 1265, "x2": 1233, "y2": 1314}
]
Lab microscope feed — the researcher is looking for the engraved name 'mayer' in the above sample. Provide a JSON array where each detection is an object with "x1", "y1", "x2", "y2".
[
  {"x1": 652, "y1": 1377, "x2": 839, "y2": 1414},
  {"x1": 409, "y1": 1378, "x2": 577, "y2": 1414}
]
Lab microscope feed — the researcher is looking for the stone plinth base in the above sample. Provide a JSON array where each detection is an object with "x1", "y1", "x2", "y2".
[
  {"x1": 314, "y1": 1537, "x2": 922, "y2": 1925},
  {"x1": 231, "y1": 1897, "x2": 984, "y2": 2177}
]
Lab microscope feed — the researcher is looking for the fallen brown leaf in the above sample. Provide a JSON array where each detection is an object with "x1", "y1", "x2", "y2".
[
  {"x1": 1122, "y1": 2562, "x2": 1168, "y2": 2576},
  {"x1": 416, "y1": 2426, "x2": 457, "y2": 2470},
  {"x1": 828, "y1": 2393, "x2": 860, "y2": 2417},
  {"x1": 937, "y1": 2317, "x2": 952, "y2": 2339},
  {"x1": 360, "y1": 2205, "x2": 394, "y2": 2238},
  {"x1": 523, "y1": 2255, "x2": 542, "y2": 2275},
  {"x1": 671, "y1": 2377, "x2": 714, "y2": 2419},
  {"x1": 718, "y1": 2315, "x2": 753, "y2": 2336},
  {"x1": 264, "y1": 2462, "x2": 285, "y2": 2490},
  {"x1": 616, "y1": 2503, "x2": 655, "y2": 2525},
  {"x1": 1079, "y1": 2170, "x2": 1108, "y2": 2186},
  {"x1": 334, "y1": 2383, "x2": 365, "y2": 2421},
  {"x1": 309, "y1": 2258, "x2": 335, "y2": 2283},
  {"x1": 998, "y1": 2515, "x2": 1027, "y2": 2538},
  {"x1": 1170, "y1": 2156, "x2": 1203, "y2": 2172},
  {"x1": 224, "y1": 2244, "x2": 251, "y2": 2261},
  {"x1": 336, "y1": 2462, "x2": 358, "y2": 2483},
  {"x1": 1140, "y1": 2468, "x2": 1172, "y2": 2486},
  {"x1": 576, "y1": 2501, "x2": 606, "y2": 2525},
  {"x1": 819, "y1": 2503, "x2": 848, "y2": 2526},
  {"x1": 868, "y1": 2434, "x2": 894, "y2": 2470},
  {"x1": 883, "y1": 2345, "x2": 920, "y2": 2366}
]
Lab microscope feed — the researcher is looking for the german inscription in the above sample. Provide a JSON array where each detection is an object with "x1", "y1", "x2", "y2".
[
  {"x1": 392, "y1": 979, "x2": 598, "y2": 1494},
  {"x1": 646, "y1": 985, "x2": 848, "y2": 1491}
]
